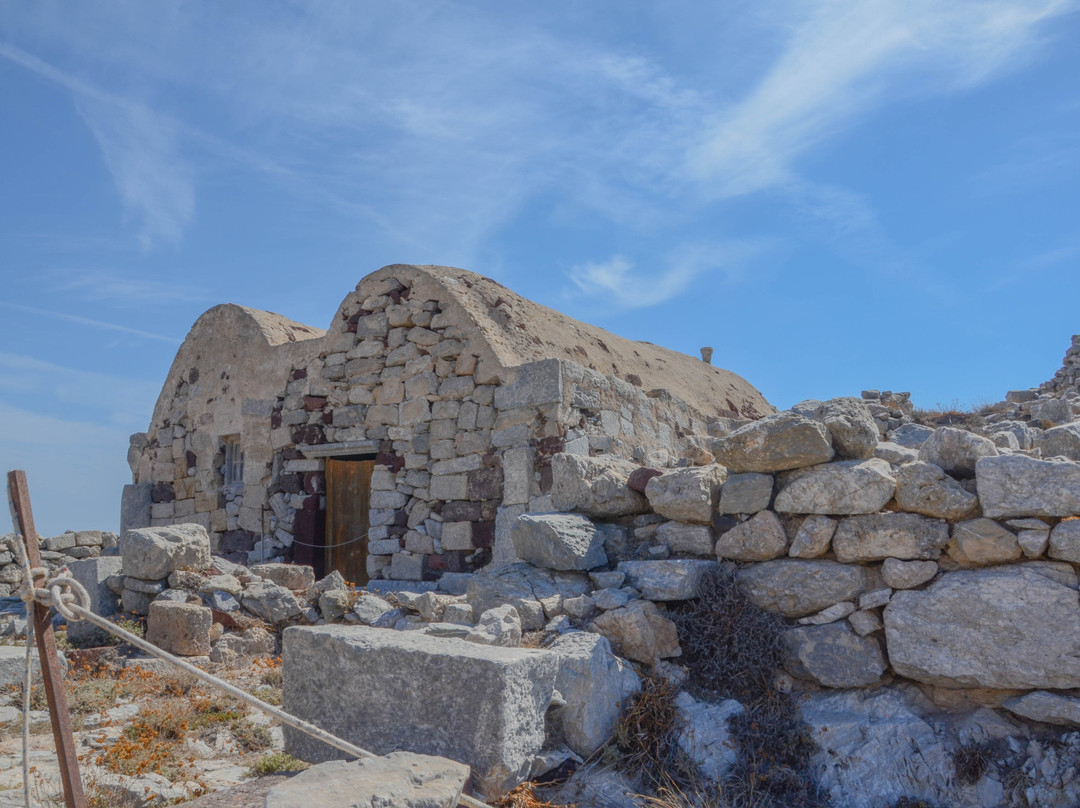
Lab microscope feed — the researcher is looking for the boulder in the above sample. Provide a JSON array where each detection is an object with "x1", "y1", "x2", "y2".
[
  {"x1": 894, "y1": 462, "x2": 979, "y2": 521},
  {"x1": 265, "y1": 752, "x2": 470, "y2": 808},
  {"x1": 814, "y1": 397, "x2": 879, "y2": 459},
  {"x1": 549, "y1": 633, "x2": 640, "y2": 757},
  {"x1": 832, "y1": 513, "x2": 949, "y2": 563},
  {"x1": 774, "y1": 459, "x2": 895, "y2": 515},
  {"x1": 1049, "y1": 519, "x2": 1080, "y2": 563},
  {"x1": 946, "y1": 518, "x2": 1021, "y2": 567},
  {"x1": 466, "y1": 564, "x2": 589, "y2": 632},
  {"x1": 250, "y1": 563, "x2": 316, "y2": 591},
  {"x1": 714, "y1": 510, "x2": 788, "y2": 561},
  {"x1": 710, "y1": 412, "x2": 834, "y2": 473},
  {"x1": 988, "y1": 420, "x2": 1036, "y2": 450},
  {"x1": 145, "y1": 601, "x2": 212, "y2": 657},
  {"x1": 282, "y1": 625, "x2": 558, "y2": 800},
  {"x1": 644, "y1": 465, "x2": 727, "y2": 524},
  {"x1": 788, "y1": 515, "x2": 837, "y2": 558},
  {"x1": 120, "y1": 524, "x2": 211, "y2": 581},
  {"x1": 1031, "y1": 397, "x2": 1073, "y2": 427},
  {"x1": 510, "y1": 513, "x2": 607, "y2": 571},
  {"x1": 589, "y1": 600, "x2": 680, "y2": 665},
  {"x1": 883, "y1": 566, "x2": 1080, "y2": 688},
  {"x1": 917, "y1": 427, "x2": 998, "y2": 478},
  {"x1": 675, "y1": 692, "x2": 744, "y2": 781},
  {"x1": 353, "y1": 593, "x2": 394, "y2": 624},
  {"x1": 888, "y1": 423, "x2": 934, "y2": 448},
  {"x1": 880, "y1": 558, "x2": 937, "y2": 590},
  {"x1": 1034, "y1": 422, "x2": 1080, "y2": 460},
  {"x1": 873, "y1": 442, "x2": 919, "y2": 465},
  {"x1": 976, "y1": 454, "x2": 1080, "y2": 518},
  {"x1": 737, "y1": 560, "x2": 867, "y2": 618},
  {"x1": 318, "y1": 590, "x2": 351, "y2": 621},
  {"x1": 717, "y1": 472, "x2": 774, "y2": 515},
  {"x1": 550, "y1": 454, "x2": 648, "y2": 518},
  {"x1": 617, "y1": 560, "x2": 718, "y2": 601},
  {"x1": 783, "y1": 623, "x2": 886, "y2": 688},
  {"x1": 242, "y1": 578, "x2": 303, "y2": 624},
  {"x1": 802, "y1": 689, "x2": 952, "y2": 808},
  {"x1": 655, "y1": 522, "x2": 714, "y2": 556},
  {"x1": 1003, "y1": 691, "x2": 1080, "y2": 727},
  {"x1": 466, "y1": 605, "x2": 522, "y2": 647}
]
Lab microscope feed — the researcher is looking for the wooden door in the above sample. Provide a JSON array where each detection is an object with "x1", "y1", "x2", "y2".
[{"x1": 325, "y1": 458, "x2": 374, "y2": 586}]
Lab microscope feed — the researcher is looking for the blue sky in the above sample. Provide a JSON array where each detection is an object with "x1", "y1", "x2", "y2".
[{"x1": 2, "y1": 1, "x2": 1079, "y2": 535}]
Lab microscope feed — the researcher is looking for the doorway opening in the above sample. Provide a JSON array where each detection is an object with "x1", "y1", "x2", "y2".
[{"x1": 324, "y1": 456, "x2": 375, "y2": 586}]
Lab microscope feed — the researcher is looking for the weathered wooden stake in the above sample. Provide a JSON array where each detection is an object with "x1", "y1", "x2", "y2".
[{"x1": 7, "y1": 470, "x2": 87, "y2": 808}]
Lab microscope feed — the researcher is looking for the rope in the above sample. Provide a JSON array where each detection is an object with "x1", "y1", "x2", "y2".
[
  {"x1": 5, "y1": 531, "x2": 37, "y2": 808},
  {"x1": 8, "y1": 535, "x2": 488, "y2": 808}
]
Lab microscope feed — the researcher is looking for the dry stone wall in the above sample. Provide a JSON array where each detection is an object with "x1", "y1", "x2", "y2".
[{"x1": 0, "y1": 530, "x2": 117, "y2": 597}]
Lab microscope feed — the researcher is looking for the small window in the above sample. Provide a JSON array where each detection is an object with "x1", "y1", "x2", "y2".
[{"x1": 223, "y1": 436, "x2": 244, "y2": 487}]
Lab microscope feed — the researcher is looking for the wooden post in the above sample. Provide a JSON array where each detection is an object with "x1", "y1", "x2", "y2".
[{"x1": 7, "y1": 470, "x2": 87, "y2": 808}]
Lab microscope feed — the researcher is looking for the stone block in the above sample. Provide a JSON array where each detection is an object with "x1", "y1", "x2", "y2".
[
  {"x1": 617, "y1": 559, "x2": 718, "y2": 601},
  {"x1": 918, "y1": 427, "x2": 998, "y2": 478},
  {"x1": 493, "y1": 359, "x2": 563, "y2": 410},
  {"x1": 784, "y1": 623, "x2": 886, "y2": 688},
  {"x1": 145, "y1": 600, "x2": 212, "y2": 656},
  {"x1": 656, "y1": 522, "x2": 714, "y2": 556},
  {"x1": 588, "y1": 599, "x2": 680, "y2": 665},
  {"x1": 120, "y1": 524, "x2": 211, "y2": 580},
  {"x1": 832, "y1": 513, "x2": 949, "y2": 563},
  {"x1": 250, "y1": 563, "x2": 316, "y2": 592},
  {"x1": 120, "y1": 483, "x2": 153, "y2": 534},
  {"x1": 738, "y1": 560, "x2": 867, "y2": 618},
  {"x1": 282, "y1": 625, "x2": 558, "y2": 799},
  {"x1": 66, "y1": 556, "x2": 124, "y2": 646},
  {"x1": 510, "y1": 513, "x2": 607, "y2": 571},
  {"x1": 645, "y1": 465, "x2": 727, "y2": 524},
  {"x1": 550, "y1": 454, "x2": 648, "y2": 518},
  {"x1": 715, "y1": 510, "x2": 788, "y2": 561},
  {"x1": 774, "y1": 459, "x2": 895, "y2": 515},
  {"x1": 710, "y1": 412, "x2": 834, "y2": 473},
  {"x1": 976, "y1": 455, "x2": 1080, "y2": 518},
  {"x1": 718, "y1": 473, "x2": 774, "y2": 515}
]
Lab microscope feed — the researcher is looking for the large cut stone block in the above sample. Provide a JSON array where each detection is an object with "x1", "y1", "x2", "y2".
[
  {"x1": 832, "y1": 513, "x2": 949, "y2": 563},
  {"x1": 282, "y1": 625, "x2": 558, "y2": 799},
  {"x1": 66, "y1": 556, "x2": 124, "y2": 646},
  {"x1": 550, "y1": 454, "x2": 648, "y2": 518},
  {"x1": 510, "y1": 513, "x2": 607, "y2": 571},
  {"x1": 645, "y1": 465, "x2": 727, "y2": 524},
  {"x1": 976, "y1": 454, "x2": 1080, "y2": 518},
  {"x1": 883, "y1": 566, "x2": 1080, "y2": 689},
  {"x1": 493, "y1": 359, "x2": 563, "y2": 410},
  {"x1": 120, "y1": 483, "x2": 152, "y2": 534},
  {"x1": 145, "y1": 600, "x2": 212, "y2": 657},
  {"x1": 120, "y1": 524, "x2": 211, "y2": 580}
]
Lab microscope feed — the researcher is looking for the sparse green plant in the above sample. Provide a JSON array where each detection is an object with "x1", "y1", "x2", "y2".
[{"x1": 247, "y1": 751, "x2": 309, "y2": 777}]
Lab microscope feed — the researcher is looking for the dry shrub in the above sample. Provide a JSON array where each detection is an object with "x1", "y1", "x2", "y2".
[
  {"x1": 609, "y1": 675, "x2": 697, "y2": 793},
  {"x1": 496, "y1": 781, "x2": 576, "y2": 808}
]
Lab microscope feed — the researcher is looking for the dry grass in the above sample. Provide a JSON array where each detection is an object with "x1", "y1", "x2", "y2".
[{"x1": 496, "y1": 781, "x2": 576, "y2": 808}]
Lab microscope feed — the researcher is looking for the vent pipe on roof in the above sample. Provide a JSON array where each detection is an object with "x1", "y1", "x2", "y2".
[{"x1": 700, "y1": 347, "x2": 713, "y2": 365}]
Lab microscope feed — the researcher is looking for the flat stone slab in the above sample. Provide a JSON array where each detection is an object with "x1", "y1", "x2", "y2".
[
  {"x1": 510, "y1": 513, "x2": 607, "y2": 571},
  {"x1": 976, "y1": 454, "x2": 1080, "y2": 519},
  {"x1": 265, "y1": 752, "x2": 469, "y2": 808},
  {"x1": 884, "y1": 566, "x2": 1080, "y2": 689},
  {"x1": 282, "y1": 625, "x2": 558, "y2": 799}
]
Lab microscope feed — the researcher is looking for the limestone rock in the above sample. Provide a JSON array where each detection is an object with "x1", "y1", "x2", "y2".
[
  {"x1": 917, "y1": 427, "x2": 998, "y2": 478},
  {"x1": 353, "y1": 593, "x2": 394, "y2": 624},
  {"x1": 510, "y1": 513, "x2": 607, "y2": 571},
  {"x1": 250, "y1": 563, "x2": 315, "y2": 591},
  {"x1": 774, "y1": 458, "x2": 895, "y2": 515},
  {"x1": 783, "y1": 623, "x2": 886, "y2": 688},
  {"x1": 802, "y1": 688, "x2": 952, "y2": 808},
  {"x1": 880, "y1": 558, "x2": 937, "y2": 589},
  {"x1": 282, "y1": 625, "x2": 558, "y2": 800},
  {"x1": 717, "y1": 473, "x2": 774, "y2": 515},
  {"x1": 675, "y1": 692, "x2": 744, "y2": 781},
  {"x1": 1003, "y1": 691, "x2": 1080, "y2": 727},
  {"x1": 550, "y1": 632, "x2": 640, "y2": 757},
  {"x1": 1049, "y1": 519, "x2": 1080, "y2": 563},
  {"x1": 946, "y1": 518, "x2": 1021, "y2": 567},
  {"x1": 242, "y1": 578, "x2": 303, "y2": 624},
  {"x1": 1031, "y1": 396, "x2": 1074, "y2": 427},
  {"x1": 894, "y1": 461, "x2": 979, "y2": 521},
  {"x1": 466, "y1": 604, "x2": 522, "y2": 647},
  {"x1": 66, "y1": 556, "x2": 123, "y2": 646},
  {"x1": 655, "y1": 522, "x2": 714, "y2": 556},
  {"x1": 832, "y1": 513, "x2": 949, "y2": 563},
  {"x1": 738, "y1": 560, "x2": 867, "y2": 618},
  {"x1": 714, "y1": 510, "x2": 788, "y2": 561},
  {"x1": 888, "y1": 423, "x2": 935, "y2": 448},
  {"x1": 976, "y1": 454, "x2": 1080, "y2": 518},
  {"x1": 710, "y1": 412, "x2": 834, "y2": 473},
  {"x1": 873, "y1": 442, "x2": 919, "y2": 465},
  {"x1": 617, "y1": 559, "x2": 718, "y2": 601},
  {"x1": 265, "y1": 752, "x2": 470, "y2": 808},
  {"x1": 788, "y1": 515, "x2": 837, "y2": 558},
  {"x1": 848, "y1": 609, "x2": 882, "y2": 636},
  {"x1": 1034, "y1": 422, "x2": 1080, "y2": 461},
  {"x1": 797, "y1": 601, "x2": 856, "y2": 625},
  {"x1": 884, "y1": 566, "x2": 1080, "y2": 688},
  {"x1": 318, "y1": 589, "x2": 351, "y2": 621},
  {"x1": 120, "y1": 524, "x2": 211, "y2": 581},
  {"x1": 209, "y1": 627, "x2": 275, "y2": 664},
  {"x1": 145, "y1": 600, "x2": 212, "y2": 657},
  {"x1": 645, "y1": 465, "x2": 727, "y2": 524},
  {"x1": 815, "y1": 397, "x2": 879, "y2": 459},
  {"x1": 466, "y1": 564, "x2": 589, "y2": 632},
  {"x1": 589, "y1": 600, "x2": 680, "y2": 665},
  {"x1": 1018, "y1": 527, "x2": 1050, "y2": 558},
  {"x1": 550, "y1": 454, "x2": 648, "y2": 518}
]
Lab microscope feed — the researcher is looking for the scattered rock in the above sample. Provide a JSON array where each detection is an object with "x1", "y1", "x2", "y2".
[
  {"x1": 1034, "y1": 422, "x2": 1080, "y2": 461},
  {"x1": 242, "y1": 578, "x2": 303, "y2": 624},
  {"x1": 1003, "y1": 691, "x2": 1080, "y2": 727},
  {"x1": 918, "y1": 427, "x2": 998, "y2": 478},
  {"x1": 589, "y1": 599, "x2": 681, "y2": 665},
  {"x1": 466, "y1": 604, "x2": 522, "y2": 647},
  {"x1": 250, "y1": 563, "x2": 315, "y2": 592}
]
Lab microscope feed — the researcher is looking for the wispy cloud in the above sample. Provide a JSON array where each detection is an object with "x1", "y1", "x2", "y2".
[
  {"x1": 989, "y1": 244, "x2": 1080, "y2": 289},
  {"x1": 50, "y1": 269, "x2": 205, "y2": 306},
  {"x1": 0, "y1": 301, "x2": 180, "y2": 344},
  {"x1": 569, "y1": 240, "x2": 768, "y2": 311},
  {"x1": 688, "y1": 1, "x2": 1074, "y2": 199}
]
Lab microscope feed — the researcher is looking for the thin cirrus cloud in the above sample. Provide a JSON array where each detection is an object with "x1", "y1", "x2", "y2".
[{"x1": 51, "y1": 269, "x2": 206, "y2": 306}]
